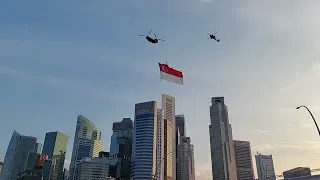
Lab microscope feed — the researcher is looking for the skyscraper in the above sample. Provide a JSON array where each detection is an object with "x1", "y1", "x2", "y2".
[
  {"x1": 109, "y1": 118, "x2": 133, "y2": 179},
  {"x1": 42, "y1": 131, "x2": 68, "y2": 180},
  {"x1": 162, "y1": 94, "x2": 176, "y2": 180},
  {"x1": 175, "y1": 115, "x2": 185, "y2": 137},
  {"x1": 132, "y1": 101, "x2": 158, "y2": 180},
  {"x1": 209, "y1": 97, "x2": 237, "y2": 180},
  {"x1": 0, "y1": 131, "x2": 37, "y2": 180},
  {"x1": 156, "y1": 109, "x2": 165, "y2": 180},
  {"x1": 255, "y1": 153, "x2": 276, "y2": 180},
  {"x1": 69, "y1": 115, "x2": 103, "y2": 180},
  {"x1": 234, "y1": 140, "x2": 254, "y2": 180},
  {"x1": 177, "y1": 137, "x2": 195, "y2": 180},
  {"x1": 0, "y1": 162, "x2": 3, "y2": 175}
]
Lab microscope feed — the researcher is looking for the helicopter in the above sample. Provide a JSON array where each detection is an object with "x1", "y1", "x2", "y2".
[
  {"x1": 207, "y1": 31, "x2": 220, "y2": 42},
  {"x1": 139, "y1": 30, "x2": 165, "y2": 44}
]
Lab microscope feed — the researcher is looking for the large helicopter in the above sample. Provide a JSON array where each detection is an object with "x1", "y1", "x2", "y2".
[
  {"x1": 139, "y1": 30, "x2": 165, "y2": 44},
  {"x1": 207, "y1": 31, "x2": 220, "y2": 42}
]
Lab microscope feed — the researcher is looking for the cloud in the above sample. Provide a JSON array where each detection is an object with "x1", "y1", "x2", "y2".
[
  {"x1": 252, "y1": 130, "x2": 268, "y2": 133},
  {"x1": 0, "y1": 65, "x2": 134, "y2": 102},
  {"x1": 195, "y1": 163, "x2": 212, "y2": 180},
  {"x1": 301, "y1": 123, "x2": 313, "y2": 128},
  {"x1": 199, "y1": 0, "x2": 215, "y2": 3}
]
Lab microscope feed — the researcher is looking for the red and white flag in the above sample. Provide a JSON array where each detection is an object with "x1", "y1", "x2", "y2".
[{"x1": 159, "y1": 63, "x2": 183, "y2": 85}]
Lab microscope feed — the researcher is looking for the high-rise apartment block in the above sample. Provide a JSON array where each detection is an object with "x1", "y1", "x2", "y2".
[
  {"x1": 255, "y1": 153, "x2": 276, "y2": 180},
  {"x1": 177, "y1": 137, "x2": 195, "y2": 180},
  {"x1": 209, "y1": 97, "x2": 237, "y2": 180},
  {"x1": 0, "y1": 131, "x2": 37, "y2": 180},
  {"x1": 109, "y1": 118, "x2": 133, "y2": 179},
  {"x1": 69, "y1": 115, "x2": 103, "y2": 180},
  {"x1": 132, "y1": 101, "x2": 158, "y2": 180},
  {"x1": 234, "y1": 140, "x2": 254, "y2": 180}
]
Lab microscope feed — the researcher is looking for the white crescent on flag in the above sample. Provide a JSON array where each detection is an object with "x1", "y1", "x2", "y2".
[{"x1": 159, "y1": 63, "x2": 183, "y2": 85}]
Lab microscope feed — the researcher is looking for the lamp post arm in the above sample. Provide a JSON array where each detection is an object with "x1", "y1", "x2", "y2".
[{"x1": 301, "y1": 106, "x2": 320, "y2": 136}]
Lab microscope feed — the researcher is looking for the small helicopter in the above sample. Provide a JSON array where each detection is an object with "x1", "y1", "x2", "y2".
[
  {"x1": 139, "y1": 30, "x2": 165, "y2": 44},
  {"x1": 207, "y1": 31, "x2": 220, "y2": 42}
]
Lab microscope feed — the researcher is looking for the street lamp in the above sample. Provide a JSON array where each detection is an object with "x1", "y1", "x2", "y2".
[{"x1": 296, "y1": 105, "x2": 320, "y2": 136}]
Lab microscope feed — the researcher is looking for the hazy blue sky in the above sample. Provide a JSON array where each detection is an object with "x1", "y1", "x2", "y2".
[{"x1": 1, "y1": 0, "x2": 320, "y2": 179}]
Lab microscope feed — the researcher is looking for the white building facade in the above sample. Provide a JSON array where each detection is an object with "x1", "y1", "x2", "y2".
[{"x1": 161, "y1": 94, "x2": 176, "y2": 180}]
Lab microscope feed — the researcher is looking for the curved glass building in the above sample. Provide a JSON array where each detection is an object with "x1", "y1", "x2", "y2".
[
  {"x1": 132, "y1": 101, "x2": 158, "y2": 180},
  {"x1": 69, "y1": 115, "x2": 102, "y2": 180}
]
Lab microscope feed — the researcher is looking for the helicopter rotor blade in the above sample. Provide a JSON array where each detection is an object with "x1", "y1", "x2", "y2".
[
  {"x1": 138, "y1": 35, "x2": 146, "y2": 36},
  {"x1": 213, "y1": 31, "x2": 218, "y2": 35},
  {"x1": 154, "y1": 33, "x2": 157, "y2": 38},
  {"x1": 158, "y1": 39, "x2": 165, "y2": 41},
  {"x1": 147, "y1": 30, "x2": 152, "y2": 36}
]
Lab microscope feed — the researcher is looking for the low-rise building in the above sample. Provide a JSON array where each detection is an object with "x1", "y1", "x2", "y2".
[{"x1": 77, "y1": 157, "x2": 111, "y2": 179}]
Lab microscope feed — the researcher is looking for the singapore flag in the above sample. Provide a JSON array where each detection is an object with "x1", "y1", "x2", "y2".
[{"x1": 159, "y1": 63, "x2": 183, "y2": 85}]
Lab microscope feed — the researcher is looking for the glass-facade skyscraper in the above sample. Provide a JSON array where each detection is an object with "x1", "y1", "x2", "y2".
[
  {"x1": 109, "y1": 118, "x2": 133, "y2": 179},
  {"x1": 209, "y1": 97, "x2": 237, "y2": 180},
  {"x1": 132, "y1": 101, "x2": 158, "y2": 180},
  {"x1": 42, "y1": 131, "x2": 68, "y2": 180},
  {"x1": 0, "y1": 130, "x2": 37, "y2": 180},
  {"x1": 69, "y1": 115, "x2": 103, "y2": 180}
]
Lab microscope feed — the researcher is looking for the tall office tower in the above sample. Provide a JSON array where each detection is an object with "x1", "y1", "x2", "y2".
[
  {"x1": 109, "y1": 118, "x2": 133, "y2": 179},
  {"x1": 255, "y1": 153, "x2": 276, "y2": 180},
  {"x1": 162, "y1": 94, "x2": 176, "y2": 180},
  {"x1": 0, "y1": 162, "x2": 3, "y2": 175},
  {"x1": 156, "y1": 109, "x2": 164, "y2": 180},
  {"x1": 175, "y1": 114, "x2": 185, "y2": 178},
  {"x1": 35, "y1": 143, "x2": 42, "y2": 154},
  {"x1": 175, "y1": 115, "x2": 185, "y2": 137},
  {"x1": 0, "y1": 131, "x2": 37, "y2": 180},
  {"x1": 132, "y1": 101, "x2": 158, "y2": 180},
  {"x1": 42, "y1": 131, "x2": 68, "y2": 180},
  {"x1": 25, "y1": 153, "x2": 40, "y2": 171},
  {"x1": 69, "y1": 115, "x2": 103, "y2": 180},
  {"x1": 209, "y1": 97, "x2": 238, "y2": 180},
  {"x1": 234, "y1": 140, "x2": 254, "y2": 180},
  {"x1": 177, "y1": 137, "x2": 195, "y2": 180}
]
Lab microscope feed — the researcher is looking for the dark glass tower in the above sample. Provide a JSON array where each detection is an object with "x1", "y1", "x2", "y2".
[
  {"x1": 1, "y1": 131, "x2": 37, "y2": 180},
  {"x1": 42, "y1": 131, "x2": 68, "y2": 180},
  {"x1": 109, "y1": 118, "x2": 133, "y2": 179}
]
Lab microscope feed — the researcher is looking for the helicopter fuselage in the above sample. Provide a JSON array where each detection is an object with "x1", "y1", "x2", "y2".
[{"x1": 146, "y1": 36, "x2": 158, "y2": 44}]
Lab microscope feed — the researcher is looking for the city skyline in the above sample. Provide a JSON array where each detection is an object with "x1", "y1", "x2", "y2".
[{"x1": 1, "y1": 1, "x2": 320, "y2": 180}]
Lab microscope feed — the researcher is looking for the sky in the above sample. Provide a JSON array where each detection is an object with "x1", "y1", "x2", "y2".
[{"x1": 1, "y1": 0, "x2": 320, "y2": 179}]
